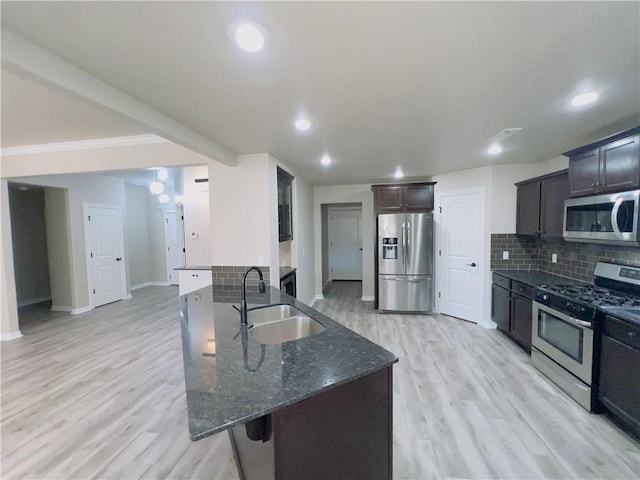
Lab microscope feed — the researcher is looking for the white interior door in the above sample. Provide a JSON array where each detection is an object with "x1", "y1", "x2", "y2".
[
  {"x1": 164, "y1": 212, "x2": 181, "y2": 285},
  {"x1": 176, "y1": 204, "x2": 187, "y2": 268},
  {"x1": 438, "y1": 189, "x2": 483, "y2": 323},
  {"x1": 87, "y1": 205, "x2": 124, "y2": 307},
  {"x1": 328, "y1": 207, "x2": 363, "y2": 281}
]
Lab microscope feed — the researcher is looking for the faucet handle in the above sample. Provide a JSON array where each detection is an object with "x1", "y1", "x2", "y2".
[{"x1": 259, "y1": 279, "x2": 266, "y2": 294}]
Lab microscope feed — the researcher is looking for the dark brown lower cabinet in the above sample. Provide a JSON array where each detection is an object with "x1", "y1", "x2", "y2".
[
  {"x1": 491, "y1": 284, "x2": 510, "y2": 331},
  {"x1": 510, "y1": 293, "x2": 533, "y2": 350},
  {"x1": 229, "y1": 366, "x2": 393, "y2": 480},
  {"x1": 491, "y1": 274, "x2": 533, "y2": 351},
  {"x1": 599, "y1": 316, "x2": 640, "y2": 439}
]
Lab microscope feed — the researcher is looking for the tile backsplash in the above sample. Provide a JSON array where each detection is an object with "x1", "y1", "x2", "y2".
[{"x1": 491, "y1": 234, "x2": 640, "y2": 283}]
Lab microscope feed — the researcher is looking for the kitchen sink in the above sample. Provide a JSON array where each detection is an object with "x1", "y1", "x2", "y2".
[{"x1": 248, "y1": 305, "x2": 325, "y2": 345}]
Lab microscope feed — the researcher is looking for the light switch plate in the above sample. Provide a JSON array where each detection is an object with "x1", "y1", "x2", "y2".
[
  {"x1": 552, "y1": 253, "x2": 558, "y2": 263},
  {"x1": 190, "y1": 231, "x2": 199, "y2": 240},
  {"x1": 502, "y1": 251, "x2": 509, "y2": 260}
]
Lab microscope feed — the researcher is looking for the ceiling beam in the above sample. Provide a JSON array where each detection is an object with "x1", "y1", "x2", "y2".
[{"x1": 1, "y1": 29, "x2": 237, "y2": 166}]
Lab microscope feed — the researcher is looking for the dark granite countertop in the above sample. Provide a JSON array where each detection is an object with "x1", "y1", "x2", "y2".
[
  {"x1": 492, "y1": 269, "x2": 588, "y2": 288},
  {"x1": 179, "y1": 285, "x2": 398, "y2": 441},
  {"x1": 279, "y1": 266, "x2": 296, "y2": 279},
  {"x1": 174, "y1": 265, "x2": 212, "y2": 271},
  {"x1": 603, "y1": 307, "x2": 640, "y2": 326}
]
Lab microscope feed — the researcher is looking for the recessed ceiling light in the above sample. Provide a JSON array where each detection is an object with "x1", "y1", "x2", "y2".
[
  {"x1": 488, "y1": 144, "x2": 503, "y2": 155},
  {"x1": 320, "y1": 155, "x2": 332, "y2": 166},
  {"x1": 394, "y1": 167, "x2": 404, "y2": 179},
  {"x1": 571, "y1": 91, "x2": 599, "y2": 107},
  {"x1": 229, "y1": 21, "x2": 267, "y2": 52},
  {"x1": 294, "y1": 118, "x2": 311, "y2": 131}
]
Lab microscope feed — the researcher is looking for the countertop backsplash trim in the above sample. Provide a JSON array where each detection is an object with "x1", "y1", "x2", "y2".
[{"x1": 491, "y1": 234, "x2": 640, "y2": 283}]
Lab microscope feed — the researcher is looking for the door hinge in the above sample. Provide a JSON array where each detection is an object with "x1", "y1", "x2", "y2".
[
  {"x1": 182, "y1": 248, "x2": 186, "y2": 253},
  {"x1": 438, "y1": 249, "x2": 441, "y2": 256},
  {"x1": 439, "y1": 207, "x2": 442, "y2": 213},
  {"x1": 167, "y1": 247, "x2": 170, "y2": 251},
  {"x1": 181, "y1": 215, "x2": 184, "y2": 220},
  {"x1": 93, "y1": 289, "x2": 96, "y2": 294},
  {"x1": 438, "y1": 291, "x2": 441, "y2": 298},
  {"x1": 90, "y1": 252, "x2": 93, "y2": 258},
  {"x1": 88, "y1": 215, "x2": 91, "y2": 221}
]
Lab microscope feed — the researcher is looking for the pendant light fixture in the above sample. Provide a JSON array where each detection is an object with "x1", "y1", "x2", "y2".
[{"x1": 149, "y1": 170, "x2": 164, "y2": 195}]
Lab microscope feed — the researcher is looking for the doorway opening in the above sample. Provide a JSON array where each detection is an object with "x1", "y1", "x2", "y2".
[
  {"x1": 8, "y1": 183, "x2": 73, "y2": 331},
  {"x1": 321, "y1": 203, "x2": 363, "y2": 292}
]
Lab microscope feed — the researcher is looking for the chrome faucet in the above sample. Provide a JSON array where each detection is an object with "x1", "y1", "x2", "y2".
[{"x1": 240, "y1": 266, "x2": 266, "y2": 326}]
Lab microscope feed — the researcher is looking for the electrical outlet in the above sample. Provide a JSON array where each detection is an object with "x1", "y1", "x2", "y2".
[
  {"x1": 502, "y1": 251, "x2": 509, "y2": 260},
  {"x1": 193, "y1": 293, "x2": 201, "y2": 302},
  {"x1": 552, "y1": 253, "x2": 558, "y2": 263}
]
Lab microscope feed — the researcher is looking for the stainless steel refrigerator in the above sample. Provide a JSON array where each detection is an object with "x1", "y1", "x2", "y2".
[{"x1": 378, "y1": 213, "x2": 434, "y2": 312}]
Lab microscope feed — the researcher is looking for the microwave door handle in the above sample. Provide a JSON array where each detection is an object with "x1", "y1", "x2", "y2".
[{"x1": 611, "y1": 197, "x2": 624, "y2": 238}]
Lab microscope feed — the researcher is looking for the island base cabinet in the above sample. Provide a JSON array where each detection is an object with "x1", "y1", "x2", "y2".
[{"x1": 229, "y1": 366, "x2": 393, "y2": 480}]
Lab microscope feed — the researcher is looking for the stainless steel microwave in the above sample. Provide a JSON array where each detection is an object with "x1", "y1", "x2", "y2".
[{"x1": 563, "y1": 190, "x2": 640, "y2": 245}]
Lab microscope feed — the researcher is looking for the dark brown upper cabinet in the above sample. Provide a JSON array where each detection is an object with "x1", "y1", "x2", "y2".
[
  {"x1": 277, "y1": 167, "x2": 294, "y2": 242},
  {"x1": 371, "y1": 182, "x2": 436, "y2": 213},
  {"x1": 565, "y1": 127, "x2": 640, "y2": 197},
  {"x1": 515, "y1": 170, "x2": 569, "y2": 237}
]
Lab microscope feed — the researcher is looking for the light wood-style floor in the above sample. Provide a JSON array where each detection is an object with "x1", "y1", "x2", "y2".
[{"x1": 2, "y1": 283, "x2": 639, "y2": 479}]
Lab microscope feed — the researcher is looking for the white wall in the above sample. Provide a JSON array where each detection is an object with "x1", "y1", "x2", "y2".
[
  {"x1": 45, "y1": 187, "x2": 73, "y2": 311},
  {"x1": 209, "y1": 154, "x2": 277, "y2": 282},
  {"x1": 146, "y1": 193, "x2": 169, "y2": 284},
  {"x1": 124, "y1": 184, "x2": 152, "y2": 287},
  {"x1": 182, "y1": 166, "x2": 211, "y2": 266},
  {"x1": 1, "y1": 179, "x2": 21, "y2": 340},
  {"x1": 10, "y1": 173, "x2": 126, "y2": 311},
  {"x1": 1, "y1": 140, "x2": 213, "y2": 178},
  {"x1": 286, "y1": 165, "x2": 315, "y2": 305},
  {"x1": 313, "y1": 184, "x2": 375, "y2": 300}
]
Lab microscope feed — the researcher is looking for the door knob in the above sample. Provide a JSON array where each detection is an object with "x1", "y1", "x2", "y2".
[
  {"x1": 466, "y1": 262, "x2": 477, "y2": 267},
  {"x1": 116, "y1": 257, "x2": 122, "y2": 261},
  {"x1": 358, "y1": 248, "x2": 363, "y2": 251}
]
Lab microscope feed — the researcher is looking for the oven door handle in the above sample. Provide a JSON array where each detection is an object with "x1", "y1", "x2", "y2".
[
  {"x1": 573, "y1": 318, "x2": 593, "y2": 328},
  {"x1": 611, "y1": 197, "x2": 623, "y2": 238}
]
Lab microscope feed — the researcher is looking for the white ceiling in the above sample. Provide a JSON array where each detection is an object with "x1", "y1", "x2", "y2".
[{"x1": 2, "y1": 1, "x2": 639, "y2": 186}]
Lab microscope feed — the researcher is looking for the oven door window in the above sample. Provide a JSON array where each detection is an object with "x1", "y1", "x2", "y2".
[{"x1": 537, "y1": 311, "x2": 584, "y2": 362}]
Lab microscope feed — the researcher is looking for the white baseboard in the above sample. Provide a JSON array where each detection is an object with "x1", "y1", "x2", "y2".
[
  {"x1": 1, "y1": 330, "x2": 23, "y2": 341},
  {"x1": 131, "y1": 281, "x2": 171, "y2": 290},
  {"x1": 71, "y1": 306, "x2": 92, "y2": 315},
  {"x1": 314, "y1": 294, "x2": 324, "y2": 302},
  {"x1": 17, "y1": 296, "x2": 52, "y2": 308},
  {"x1": 123, "y1": 293, "x2": 133, "y2": 300},
  {"x1": 361, "y1": 296, "x2": 374, "y2": 301},
  {"x1": 50, "y1": 305, "x2": 72, "y2": 312}
]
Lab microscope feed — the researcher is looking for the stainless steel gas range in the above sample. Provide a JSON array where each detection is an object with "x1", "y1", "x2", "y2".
[{"x1": 532, "y1": 262, "x2": 640, "y2": 411}]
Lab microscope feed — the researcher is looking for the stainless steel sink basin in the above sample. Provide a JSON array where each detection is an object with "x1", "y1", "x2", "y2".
[{"x1": 248, "y1": 305, "x2": 325, "y2": 345}]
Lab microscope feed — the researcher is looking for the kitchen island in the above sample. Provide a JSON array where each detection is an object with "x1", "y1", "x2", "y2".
[{"x1": 179, "y1": 283, "x2": 398, "y2": 480}]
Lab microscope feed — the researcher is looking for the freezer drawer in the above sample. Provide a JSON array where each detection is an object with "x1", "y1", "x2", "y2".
[{"x1": 379, "y1": 275, "x2": 433, "y2": 313}]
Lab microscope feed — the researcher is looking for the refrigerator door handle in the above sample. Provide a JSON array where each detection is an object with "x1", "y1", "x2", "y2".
[
  {"x1": 405, "y1": 220, "x2": 411, "y2": 267},
  {"x1": 401, "y1": 221, "x2": 406, "y2": 266}
]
